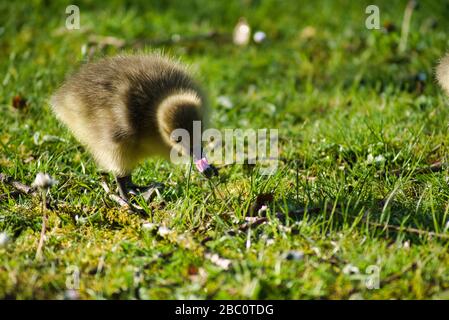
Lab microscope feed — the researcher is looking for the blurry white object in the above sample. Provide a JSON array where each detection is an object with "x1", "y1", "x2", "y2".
[
  {"x1": 32, "y1": 172, "x2": 58, "y2": 190},
  {"x1": 0, "y1": 232, "x2": 9, "y2": 248},
  {"x1": 217, "y1": 95, "x2": 233, "y2": 109},
  {"x1": 233, "y1": 18, "x2": 251, "y2": 46},
  {"x1": 158, "y1": 226, "x2": 172, "y2": 237},
  {"x1": 253, "y1": 31, "x2": 266, "y2": 43},
  {"x1": 142, "y1": 222, "x2": 157, "y2": 231}
]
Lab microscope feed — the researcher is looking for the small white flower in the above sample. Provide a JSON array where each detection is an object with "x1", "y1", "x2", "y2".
[
  {"x1": 75, "y1": 215, "x2": 87, "y2": 225},
  {"x1": 206, "y1": 253, "x2": 232, "y2": 270},
  {"x1": 366, "y1": 154, "x2": 374, "y2": 164},
  {"x1": 81, "y1": 44, "x2": 87, "y2": 56},
  {"x1": 330, "y1": 241, "x2": 340, "y2": 254},
  {"x1": 349, "y1": 293, "x2": 364, "y2": 300},
  {"x1": 171, "y1": 33, "x2": 181, "y2": 42},
  {"x1": 42, "y1": 135, "x2": 67, "y2": 143},
  {"x1": 217, "y1": 95, "x2": 233, "y2": 109},
  {"x1": 278, "y1": 225, "x2": 291, "y2": 233},
  {"x1": 32, "y1": 172, "x2": 58, "y2": 190},
  {"x1": 374, "y1": 155, "x2": 385, "y2": 163},
  {"x1": 245, "y1": 216, "x2": 259, "y2": 223},
  {"x1": 142, "y1": 222, "x2": 157, "y2": 231},
  {"x1": 0, "y1": 232, "x2": 10, "y2": 247},
  {"x1": 158, "y1": 226, "x2": 172, "y2": 237},
  {"x1": 285, "y1": 250, "x2": 304, "y2": 261},
  {"x1": 343, "y1": 264, "x2": 360, "y2": 275},
  {"x1": 64, "y1": 289, "x2": 80, "y2": 300},
  {"x1": 311, "y1": 246, "x2": 321, "y2": 257},
  {"x1": 253, "y1": 31, "x2": 266, "y2": 43},
  {"x1": 33, "y1": 132, "x2": 40, "y2": 145},
  {"x1": 403, "y1": 240, "x2": 410, "y2": 250}
]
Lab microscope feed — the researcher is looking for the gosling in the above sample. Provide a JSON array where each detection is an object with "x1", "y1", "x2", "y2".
[
  {"x1": 51, "y1": 53, "x2": 210, "y2": 199},
  {"x1": 437, "y1": 53, "x2": 449, "y2": 96}
]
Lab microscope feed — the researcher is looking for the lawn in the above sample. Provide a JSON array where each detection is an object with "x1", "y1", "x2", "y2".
[{"x1": 1, "y1": 0, "x2": 449, "y2": 299}]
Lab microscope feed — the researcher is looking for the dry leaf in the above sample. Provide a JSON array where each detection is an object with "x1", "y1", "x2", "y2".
[
  {"x1": 12, "y1": 95, "x2": 27, "y2": 110},
  {"x1": 248, "y1": 192, "x2": 274, "y2": 215}
]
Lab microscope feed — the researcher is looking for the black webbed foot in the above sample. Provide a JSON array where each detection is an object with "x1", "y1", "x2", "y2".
[{"x1": 116, "y1": 175, "x2": 164, "y2": 202}]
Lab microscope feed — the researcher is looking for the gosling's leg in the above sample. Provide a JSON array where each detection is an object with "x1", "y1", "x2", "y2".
[{"x1": 115, "y1": 175, "x2": 135, "y2": 199}]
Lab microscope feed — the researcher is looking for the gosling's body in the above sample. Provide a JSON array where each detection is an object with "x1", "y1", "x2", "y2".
[
  {"x1": 437, "y1": 53, "x2": 449, "y2": 96},
  {"x1": 51, "y1": 54, "x2": 206, "y2": 197}
]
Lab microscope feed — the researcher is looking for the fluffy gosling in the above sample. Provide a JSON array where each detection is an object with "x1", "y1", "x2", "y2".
[
  {"x1": 51, "y1": 53, "x2": 211, "y2": 199},
  {"x1": 437, "y1": 53, "x2": 449, "y2": 96}
]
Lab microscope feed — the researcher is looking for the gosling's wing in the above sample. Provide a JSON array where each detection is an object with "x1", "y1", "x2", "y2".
[{"x1": 50, "y1": 58, "x2": 137, "y2": 148}]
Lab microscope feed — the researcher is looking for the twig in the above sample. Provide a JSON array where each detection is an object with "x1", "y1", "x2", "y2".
[
  {"x1": 349, "y1": 205, "x2": 449, "y2": 240},
  {"x1": 276, "y1": 207, "x2": 322, "y2": 222},
  {"x1": 87, "y1": 35, "x2": 126, "y2": 48},
  {"x1": 132, "y1": 31, "x2": 228, "y2": 49},
  {"x1": 384, "y1": 161, "x2": 446, "y2": 177},
  {"x1": 346, "y1": 261, "x2": 418, "y2": 297},
  {"x1": 227, "y1": 217, "x2": 268, "y2": 236},
  {"x1": 283, "y1": 204, "x2": 449, "y2": 240},
  {"x1": 186, "y1": 161, "x2": 193, "y2": 197},
  {"x1": 0, "y1": 173, "x2": 37, "y2": 196},
  {"x1": 86, "y1": 31, "x2": 229, "y2": 51},
  {"x1": 0, "y1": 190, "x2": 21, "y2": 201},
  {"x1": 365, "y1": 219, "x2": 449, "y2": 240},
  {"x1": 35, "y1": 191, "x2": 47, "y2": 260},
  {"x1": 202, "y1": 217, "x2": 268, "y2": 244},
  {"x1": 399, "y1": 0, "x2": 416, "y2": 53},
  {"x1": 380, "y1": 262, "x2": 418, "y2": 286}
]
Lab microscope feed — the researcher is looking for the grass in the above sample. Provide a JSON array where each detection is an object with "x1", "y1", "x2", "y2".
[{"x1": 1, "y1": 0, "x2": 449, "y2": 299}]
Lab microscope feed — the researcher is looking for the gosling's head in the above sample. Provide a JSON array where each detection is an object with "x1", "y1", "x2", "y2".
[
  {"x1": 437, "y1": 53, "x2": 449, "y2": 96},
  {"x1": 157, "y1": 91, "x2": 205, "y2": 160}
]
